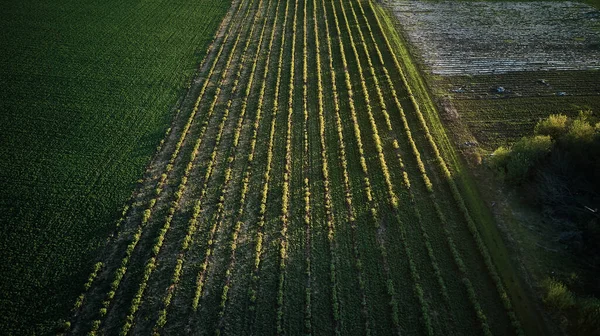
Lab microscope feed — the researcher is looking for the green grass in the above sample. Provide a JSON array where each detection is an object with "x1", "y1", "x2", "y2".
[{"x1": 0, "y1": 0, "x2": 229, "y2": 333}]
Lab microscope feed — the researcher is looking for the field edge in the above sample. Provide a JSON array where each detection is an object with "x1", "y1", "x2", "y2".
[{"x1": 370, "y1": 2, "x2": 550, "y2": 335}]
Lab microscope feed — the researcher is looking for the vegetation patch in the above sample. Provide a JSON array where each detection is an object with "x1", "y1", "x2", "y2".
[{"x1": 0, "y1": 0, "x2": 230, "y2": 333}]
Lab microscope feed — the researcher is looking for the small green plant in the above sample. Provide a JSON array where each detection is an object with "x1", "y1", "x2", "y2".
[
  {"x1": 535, "y1": 114, "x2": 569, "y2": 139},
  {"x1": 541, "y1": 278, "x2": 575, "y2": 311}
]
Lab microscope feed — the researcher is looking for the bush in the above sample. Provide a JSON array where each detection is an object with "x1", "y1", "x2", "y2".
[
  {"x1": 577, "y1": 297, "x2": 600, "y2": 335},
  {"x1": 565, "y1": 117, "x2": 597, "y2": 145},
  {"x1": 535, "y1": 114, "x2": 569, "y2": 139},
  {"x1": 488, "y1": 146, "x2": 511, "y2": 172},
  {"x1": 506, "y1": 135, "x2": 552, "y2": 182},
  {"x1": 541, "y1": 278, "x2": 575, "y2": 311}
]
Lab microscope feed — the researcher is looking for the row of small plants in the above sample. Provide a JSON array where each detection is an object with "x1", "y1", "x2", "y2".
[
  {"x1": 352, "y1": 0, "x2": 493, "y2": 332},
  {"x1": 320, "y1": 0, "x2": 370, "y2": 333},
  {"x1": 349, "y1": 3, "x2": 494, "y2": 333},
  {"x1": 149, "y1": 0, "x2": 270, "y2": 333},
  {"x1": 123, "y1": 0, "x2": 263, "y2": 333},
  {"x1": 301, "y1": 0, "x2": 313, "y2": 333},
  {"x1": 247, "y1": 0, "x2": 291, "y2": 323},
  {"x1": 313, "y1": 0, "x2": 341, "y2": 334},
  {"x1": 333, "y1": 0, "x2": 404, "y2": 333},
  {"x1": 347, "y1": 1, "x2": 469, "y2": 333},
  {"x1": 276, "y1": 0, "x2": 299, "y2": 332},
  {"x1": 119, "y1": 1, "x2": 259, "y2": 330},
  {"x1": 350, "y1": 0, "x2": 453, "y2": 308},
  {"x1": 189, "y1": 0, "x2": 267, "y2": 314},
  {"x1": 366, "y1": 0, "x2": 523, "y2": 334},
  {"x1": 352, "y1": 0, "x2": 495, "y2": 332},
  {"x1": 85, "y1": 2, "x2": 252, "y2": 334},
  {"x1": 212, "y1": 1, "x2": 280, "y2": 334}
]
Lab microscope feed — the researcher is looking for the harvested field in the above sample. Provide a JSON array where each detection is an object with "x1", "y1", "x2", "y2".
[{"x1": 389, "y1": 1, "x2": 600, "y2": 75}]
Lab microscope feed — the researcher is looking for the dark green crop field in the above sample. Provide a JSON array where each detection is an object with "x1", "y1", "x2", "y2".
[{"x1": 0, "y1": 0, "x2": 229, "y2": 333}]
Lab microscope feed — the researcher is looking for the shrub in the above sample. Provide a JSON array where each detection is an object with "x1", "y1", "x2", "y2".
[
  {"x1": 488, "y1": 146, "x2": 511, "y2": 173},
  {"x1": 565, "y1": 117, "x2": 597, "y2": 145},
  {"x1": 577, "y1": 297, "x2": 600, "y2": 335},
  {"x1": 535, "y1": 114, "x2": 569, "y2": 139},
  {"x1": 505, "y1": 135, "x2": 552, "y2": 182},
  {"x1": 541, "y1": 278, "x2": 575, "y2": 311}
]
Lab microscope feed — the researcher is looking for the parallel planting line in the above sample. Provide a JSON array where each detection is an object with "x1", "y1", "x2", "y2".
[
  {"x1": 313, "y1": 0, "x2": 341, "y2": 334},
  {"x1": 359, "y1": 3, "x2": 494, "y2": 331},
  {"x1": 321, "y1": 0, "x2": 371, "y2": 333},
  {"x1": 214, "y1": 0, "x2": 282, "y2": 332},
  {"x1": 118, "y1": 0, "x2": 260, "y2": 332},
  {"x1": 189, "y1": 0, "x2": 267, "y2": 314},
  {"x1": 350, "y1": 0, "x2": 451, "y2": 309},
  {"x1": 367, "y1": 1, "x2": 524, "y2": 334},
  {"x1": 331, "y1": 0, "x2": 405, "y2": 333},
  {"x1": 247, "y1": 0, "x2": 290, "y2": 323},
  {"x1": 302, "y1": 0, "x2": 313, "y2": 332},
  {"x1": 276, "y1": 0, "x2": 299, "y2": 332},
  {"x1": 348, "y1": 0, "x2": 462, "y2": 332},
  {"x1": 350, "y1": 1, "x2": 496, "y2": 333},
  {"x1": 71, "y1": 262, "x2": 103, "y2": 314},
  {"x1": 148, "y1": 0, "x2": 269, "y2": 333},
  {"x1": 84, "y1": 1, "x2": 249, "y2": 334}
]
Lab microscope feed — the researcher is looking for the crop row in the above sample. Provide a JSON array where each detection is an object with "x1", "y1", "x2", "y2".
[
  {"x1": 350, "y1": 0, "x2": 495, "y2": 332},
  {"x1": 118, "y1": 0, "x2": 261, "y2": 331},
  {"x1": 301, "y1": 0, "x2": 313, "y2": 333},
  {"x1": 332, "y1": 0, "x2": 409, "y2": 333},
  {"x1": 147, "y1": 0, "x2": 270, "y2": 333},
  {"x1": 275, "y1": 0, "x2": 299, "y2": 332},
  {"x1": 313, "y1": 0, "x2": 340, "y2": 334},
  {"x1": 247, "y1": 0, "x2": 291, "y2": 322},
  {"x1": 352, "y1": 0, "x2": 453, "y2": 308},
  {"x1": 321, "y1": 0, "x2": 371, "y2": 335},
  {"x1": 353, "y1": 0, "x2": 495, "y2": 331},
  {"x1": 365, "y1": 0, "x2": 523, "y2": 334},
  {"x1": 320, "y1": 0, "x2": 371, "y2": 333},
  {"x1": 353, "y1": 0, "x2": 496, "y2": 332},
  {"x1": 71, "y1": 262, "x2": 103, "y2": 314},
  {"x1": 349, "y1": 0, "x2": 482, "y2": 333},
  {"x1": 213, "y1": 1, "x2": 281, "y2": 333},
  {"x1": 349, "y1": 7, "x2": 495, "y2": 325},
  {"x1": 83, "y1": 1, "x2": 250, "y2": 335},
  {"x1": 189, "y1": 0, "x2": 267, "y2": 316}
]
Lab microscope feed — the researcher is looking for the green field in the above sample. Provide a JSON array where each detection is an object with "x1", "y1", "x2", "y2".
[
  {"x1": 56, "y1": 0, "x2": 546, "y2": 335},
  {"x1": 426, "y1": 70, "x2": 600, "y2": 149},
  {"x1": 0, "y1": 0, "x2": 230, "y2": 333}
]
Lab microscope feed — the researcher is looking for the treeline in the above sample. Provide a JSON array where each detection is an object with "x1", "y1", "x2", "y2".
[{"x1": 489, "y1": 111, "x2": 600, "y2": 334}]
